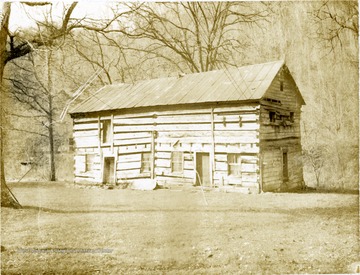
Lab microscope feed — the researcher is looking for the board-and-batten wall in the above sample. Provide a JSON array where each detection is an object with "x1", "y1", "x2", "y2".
[{"x1": 72, "y1": 104, "x2": 261, "y2": 192}]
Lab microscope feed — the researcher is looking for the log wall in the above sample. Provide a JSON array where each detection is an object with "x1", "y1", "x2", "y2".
[
  {"x1": 72, "y1": 104, "x2": 261, "y2": 192},
  {"x1": 259, "y1": 69, "x2": 304, "y2": 191}
]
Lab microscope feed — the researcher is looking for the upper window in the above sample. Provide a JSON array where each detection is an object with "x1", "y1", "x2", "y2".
[
  {"x1": 101, "y1": 119, "x2": 111, "y2": 144},
  {"x1": 280, "y1": 80, "x2": 284, "y2": 91},
  {"x1": 141, "y1": 153, "x2": 151, "y2": 173},
  {"x1": 171, "y1": 152, "x2": 183, "y2": 173},
  {"x1": 228, "y1": 154, "x2": 241, "y2": 176},
  {"x1": 269, "y1": 111, "x2": 276, "y2": 123}
]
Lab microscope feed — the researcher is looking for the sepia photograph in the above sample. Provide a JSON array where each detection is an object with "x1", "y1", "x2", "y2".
[{"x1": 1, "y1": 1, "x2": 359, "y2": 274}]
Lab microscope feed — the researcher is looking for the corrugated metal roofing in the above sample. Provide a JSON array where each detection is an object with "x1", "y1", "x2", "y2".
[{"x1": 69, "y1": 60, "x2": 287, "y2": 114}]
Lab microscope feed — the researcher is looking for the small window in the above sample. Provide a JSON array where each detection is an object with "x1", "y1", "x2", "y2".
[
  {"x1": 101, "y1": 119, "x2": 111, "y2": 144},
  {"x1": 86, "y1": 154, "x2": 95, "y2": 172},
  {"x1": 269, "y1": 111, "x2": 276, "y2": 123},
  {"x1": 171, "y1": 152, "x2": 183, "y2": 173},
  {"x1": 280, "y1": 80, "x2": 284, "y2": 91},
  {"x1": 228, "y1": 154, "x2": 241, "y2": 176},
  {"x1": 141, "y1": 153, "x2": 151, "y2": 173}
]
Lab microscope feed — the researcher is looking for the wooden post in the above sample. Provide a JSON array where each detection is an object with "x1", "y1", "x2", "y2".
[
  {"x1": 210, "y1": 108, "x2": 215, "y2": 188},
  {"x1": 111, "y1": 114, "x2": 114, "y2": 154},
  {"x1": 151, "y1": 131, "x2": 156, "y2": 179}
]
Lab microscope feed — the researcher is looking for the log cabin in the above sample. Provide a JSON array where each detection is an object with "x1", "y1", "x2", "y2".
[{"x1": 69, "y1": 60, "x2": 305, "y2": 193}]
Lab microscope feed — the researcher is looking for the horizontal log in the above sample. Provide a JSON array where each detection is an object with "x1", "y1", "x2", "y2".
[
  {"x1": 113, "y1": 113, "x2": 258, "y2": 126},
  {"x1": 118, "y1": 145, "x2": 151, "y2": 154},
  {"x1": 215, "y1": 162, "x2": 228, "y2": 171},
  {"x1": 113, "y1": 121, "x2": 259, "y2": 133},
  {"x1": 155, "y1": 176, "x2": 193, "y2": 184},
  {"x1": 155, "y1": 152, "x2": 172, "y2": 159},
  {"x1": 117, "y1": 161, "x2": 141, "y2": 171},
  {"x1": 114, "y1": 137, "x2": 152, "y2": 146},
  {"x1": 73, "y1": 123, "x2": 98, "y2": 131},
  {"x1": 156, "y1": 134, "x2": 259, "y2": 145},
  {"x1": 73, "y1": 117, "x2": 99, "y2": 123},
  {"x1": 155, "y1": 158, "x2": 171, "y2": 168},
  {"x1": 113, "y1": 132, "x2": 151, "y2": 140},
  {"x1": 118, "y1": 153, "x2": 142, "y2": 163},
  {"x1": 183, "y1": 160, "x2": 194, "y2": 170},
  {"x1": 73, "y1": 130, "x2": 99, "y2": 138},
  {"x1": 117, "y1": 169, "x2": 149, "y2": 179},
  {"x1": 74, "y1": 136, "x2": 98, "y2": 148}
]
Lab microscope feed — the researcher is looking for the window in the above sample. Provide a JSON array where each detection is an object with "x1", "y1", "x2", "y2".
[
  {"x1": 171, "y1": 152, "x2": 183, "y2": 173},
  {"x1": 141, "y1": 153, "x2": 151, "y2": 173},
  {"x1": 280, "y1": 80, "x2": 284, "y2": 91},
  {"x1": 86, "y1": 154, "x2": 95, "y2": 172},
  {"x1": 283, "y1": 152, "x2": 288, "y2": 181},
  {"x1": 228, "y1": 154, "x2": 241, "y2": 176},
  {"x1": 269, "y1": 111, "x2": 276, "y2": 123},
  {"x1": 101, "y1": 119, "x2": 111, "y2": 144}
]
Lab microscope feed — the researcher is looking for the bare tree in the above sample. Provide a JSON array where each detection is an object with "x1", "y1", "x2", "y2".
[
  {"x1": 116, "y1": 2, "x2": 268, "y2": 73},
  {"x1": 5, "y1": 49, "x2": 62, "y2": 181},
  {"x1": 0, "y1": 2, "x2": 134, "y2": 207},
  {"x1": 311, "y1": 1, "x2": 358, "y2": 53}
]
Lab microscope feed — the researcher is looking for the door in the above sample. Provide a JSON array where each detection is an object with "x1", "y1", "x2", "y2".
[
  {"x1": 103, "y1": 157, "x2": 115, "y2": 184},
  {"x1": 196, "y1": 153, "x2": 210, "y2": 186}
]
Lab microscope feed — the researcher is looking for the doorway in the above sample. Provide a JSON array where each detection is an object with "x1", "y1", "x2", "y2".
[
  {"x1": 103, "y1": 157, "x2": 115, "y2": 184},
  {"x1": 196, "y1": 153, "x2": 210, "y2": 186}
]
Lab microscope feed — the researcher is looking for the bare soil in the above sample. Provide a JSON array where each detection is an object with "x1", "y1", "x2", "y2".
[{"x1": 1, "y1": 182, "x2": 359, "y2": 274}]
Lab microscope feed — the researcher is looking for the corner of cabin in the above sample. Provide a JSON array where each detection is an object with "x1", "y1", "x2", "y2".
[{"x1": 259, "y1": 65, "x2": 304, "y2": 192}]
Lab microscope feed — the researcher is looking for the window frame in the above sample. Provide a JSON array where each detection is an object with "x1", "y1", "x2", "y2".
[
  {"x1": 227, "y1": 153, "x2": 242, "y2": 177},
  {"x1": 171, "y1": 151, "x2": 183, "y2": 173},
  {"x1": 140, "y1": 152, "x2": 152, "y2": 173},
  {"x1": 100, "y1": 119, "x2": 112, "y2": 145}
]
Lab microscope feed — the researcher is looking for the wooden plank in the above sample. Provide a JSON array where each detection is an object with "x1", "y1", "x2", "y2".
[
  {"x1": 112, "y1": 105, "x2": 259, "y2": 120},
  {"x1": 155, "y1": 158, "x2": 171, "y2": 168},
  {"x1": 215, "y1": 161, "x2": 228, "y2": 171},
  {"x1": 113, "y1": 113, "x2": 258, "y2": 126},
  {"x1": 113, "y1": 137, "x2": 152, "y2": 146},
  {"x1": 118, "y1": 153, "x2": 142, "y2": 163},
  {"x1": 117, "y1": 161, "x2": 142, "y2": 171},
  {"x1": 183, "y1": 160, "x2": 194, "y2": 170},
  {"x1": 118, "y1": 145, "x2": 151, "y2": 154},
  {"x1": 113, "y1": 132, "x2": 151, "y2": 140},
  {"x1": 215, "y1": 144, "x2": 259, "y2": 154},
  {"x1": 74, "y1": 136, "x2": 99, "y2": 148},
  {"x1": 155, "y1": 152, "x2": 172, "y2": 159},
  {"x1": 73, "y1": 117, "x2": 99, "y2": 123},
  {"x1": 74, "y1": 155, "x2": 86, "y2": 173},
  {"x1": 156, "y1": 132, "x2": 259, "y2": 145},
  {"x1": 113, "y1": 121, "x2": 259, "y2": 132},
  {"x1": 155, "y1": 176, "x2": 193, "y2": 184},
  {"x1": 73, "y1": 123, "x2": 99, "y2": 131},
  {"x1": 73, "y1": 130, "x2": 99, "y2": 138}
]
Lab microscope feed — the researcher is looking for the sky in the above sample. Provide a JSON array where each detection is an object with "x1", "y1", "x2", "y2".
[{"x1": 8, "y1": 1, "x2": 115, "y2": 32}]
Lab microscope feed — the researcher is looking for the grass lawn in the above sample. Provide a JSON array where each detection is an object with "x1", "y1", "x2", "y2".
[{"x1": 1, "y1": 182, "x2": 359, "y2": 274}]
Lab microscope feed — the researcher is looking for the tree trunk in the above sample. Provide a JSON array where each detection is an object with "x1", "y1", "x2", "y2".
[
  {"x1": 48, "y1": 113, "x2": 56, "y2": 181},
  {"x1": 1, "y1": 2, "x2": 21, "y2": 208},
  {"x1": 47, "y1": 50, "x2": 56, "y2": 181}
]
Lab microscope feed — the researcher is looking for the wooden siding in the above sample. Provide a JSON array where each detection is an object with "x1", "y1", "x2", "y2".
[
  {"x1": 259, "y1": 69, "x2": 304, "y2": 191},
  {"x1": 73, "y1": 104, "x2": 261, "y2": 191}
]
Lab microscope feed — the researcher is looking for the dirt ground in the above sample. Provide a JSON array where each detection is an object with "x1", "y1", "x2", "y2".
[{"x1": 1, "y1": 182, "x2": 359, "y2": 274}]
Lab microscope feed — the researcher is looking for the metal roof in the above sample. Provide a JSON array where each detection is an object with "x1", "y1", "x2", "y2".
[{"x1": 70, "y1": 60, "x2": 292, "y2": 114}]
